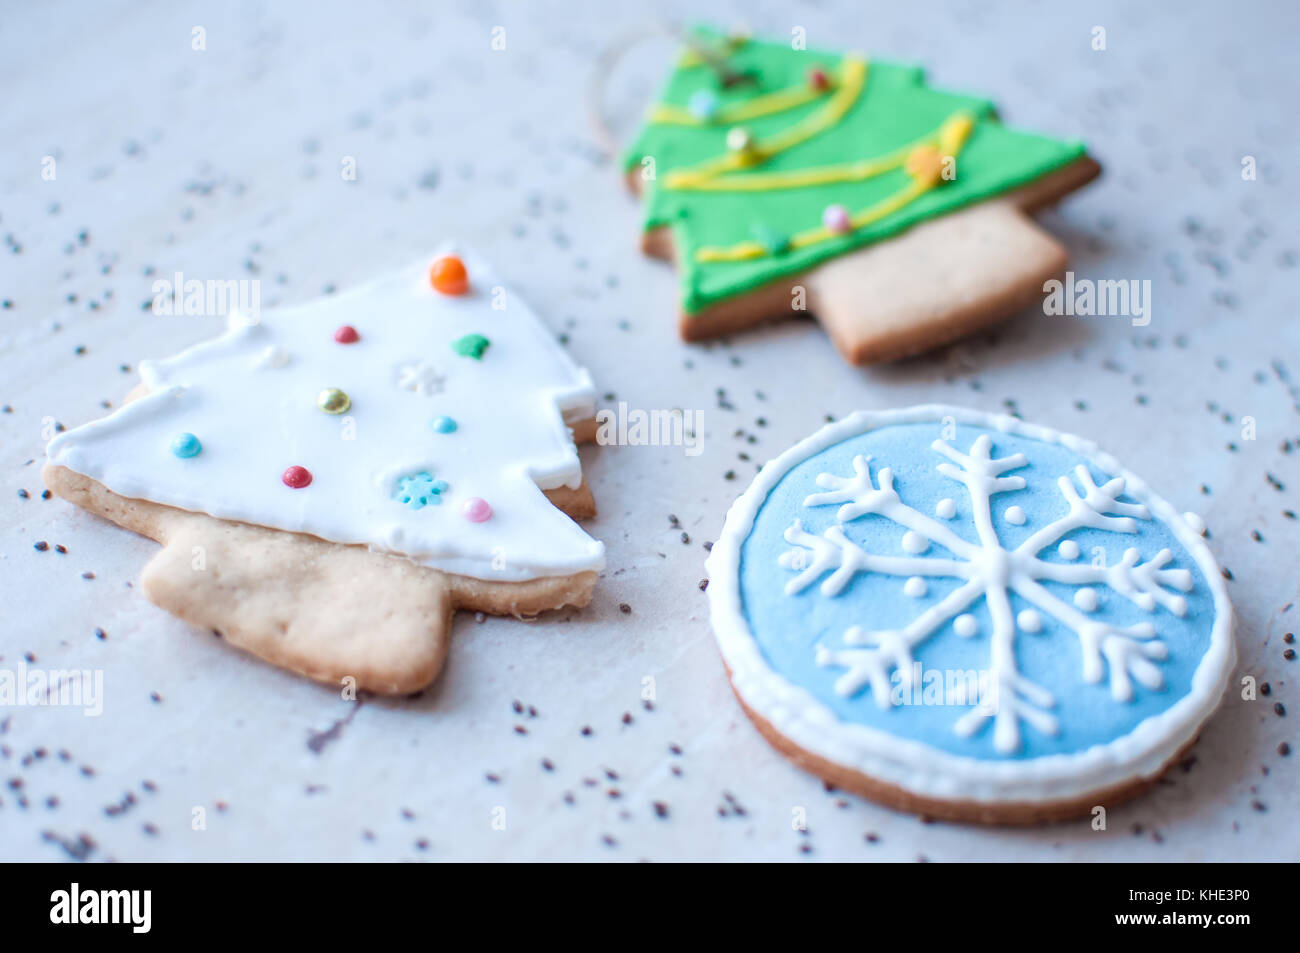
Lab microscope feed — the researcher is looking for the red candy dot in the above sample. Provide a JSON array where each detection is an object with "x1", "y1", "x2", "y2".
[
  {"x1": 282, "y1": 466, "x2": 313, "y2": 489},
  {"x1": 808, "y1": 67, "x2": 830, "y2": 91},
  {"x1": 333, "y1": 325, "x2": 359, "y2": 344}
]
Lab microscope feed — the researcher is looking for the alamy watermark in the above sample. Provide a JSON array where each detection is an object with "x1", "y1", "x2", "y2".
[
  {"x1": 151, "y1": 271, "x2": 261, "y2": 321},
  {"x1": 595, "y1": 402, "x2": 703, "y2": 457},
  {"x1": 1043, "y1": 271, "x2": 1151, "y2": 327},
  {"x1": 887, "y1": 664, "x2": 997, "y2": 711},
  {"x1": 0, "y1": 663, "x2": 103, "y2": 716}
]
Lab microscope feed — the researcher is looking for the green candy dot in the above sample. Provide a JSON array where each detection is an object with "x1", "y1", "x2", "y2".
[
  {"x1": 751, "y1": 225, "x2": 790, "y2": 256},
  {"x1": 452, "y1": 333, "x2": 490, "y2": 360}
]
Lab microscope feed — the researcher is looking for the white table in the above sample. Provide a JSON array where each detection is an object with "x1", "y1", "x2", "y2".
[{"x1": 1, "y1": 0, "x2": 1295, "y2": 860}]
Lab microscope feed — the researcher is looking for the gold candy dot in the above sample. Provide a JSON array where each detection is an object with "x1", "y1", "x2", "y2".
[
  {"x1": 317, "y1": 387, "x2": 351, "y2": 415},
  {"x1": 905, "y1": 145, "x2": 946, "y2": 187}
]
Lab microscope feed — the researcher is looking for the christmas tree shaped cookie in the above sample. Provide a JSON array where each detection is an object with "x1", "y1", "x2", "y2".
[
  {"x1": 45, "y1": 247, "x2": 604, "y2": 695},
  {"x1": 624, "y1": 29, "x2": 1101, "y2": 364}
]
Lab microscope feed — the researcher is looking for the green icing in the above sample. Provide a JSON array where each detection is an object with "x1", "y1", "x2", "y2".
[
  {"x1": 452, "y1": 333, "x2": 490, "y2": 359},
  {"x1": 623, "y1": 30, "x2": 1089, "y2": 316}
]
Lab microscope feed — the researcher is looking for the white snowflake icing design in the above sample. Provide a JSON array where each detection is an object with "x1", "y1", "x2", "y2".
[
  {"x1": 396, "y1": 361, "x2": 445, "y2": 396},
  {"x1": 778, "y1": 434, "x2": 1196, "y2": 754}
]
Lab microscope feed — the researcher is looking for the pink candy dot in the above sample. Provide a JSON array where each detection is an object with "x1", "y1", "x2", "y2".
[
  {"x1": 282, "y1": 466, "x2": 313, "y2": 489},
  {"x1": 462, "y1": 497, "x2": 492, "y2": 523},
  {"x1": 823, "y1": 204, "x2": 852, "y2": 234},
  {"x1": 333, "y1": 325, "x2": 359, "y2": 344}
]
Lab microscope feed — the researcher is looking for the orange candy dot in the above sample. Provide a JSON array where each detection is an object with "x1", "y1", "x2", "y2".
[{"x1": 430, "y1": 256, "x2": 469, "y2": 295}]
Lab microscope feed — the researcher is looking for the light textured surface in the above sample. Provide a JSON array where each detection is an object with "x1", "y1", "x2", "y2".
[{"x1": 1, "y1": 0, "x2": 1296, "y2": 861}]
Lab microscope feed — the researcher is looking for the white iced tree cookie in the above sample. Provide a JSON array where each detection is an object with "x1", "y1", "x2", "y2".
[{"x1": 45, "y1": 247, "x2": 604, "y2": 695}]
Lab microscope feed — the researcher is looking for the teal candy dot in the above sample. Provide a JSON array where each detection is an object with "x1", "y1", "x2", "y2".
[
  {"x1": 171, "y1": 432, "x2": 202, "y2": 458},
  {"x1": 688, "y1": 89, "x2": 720, "y2": 121},
  {"x1": 431, "y1": 480, "x2": 449, "y2": 494},
  {"x1": 431, "y1": 415, "x2": 458, "y2": 434}
]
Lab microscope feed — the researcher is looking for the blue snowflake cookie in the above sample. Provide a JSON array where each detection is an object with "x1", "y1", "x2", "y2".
[{"x1": 705, "y1": 406, "x2": 1235, "y2": 821}]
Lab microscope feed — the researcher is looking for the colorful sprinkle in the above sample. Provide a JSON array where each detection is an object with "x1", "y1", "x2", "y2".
[
  {"x1": 430, "y1": 255, "x2": 469, "y2": 295},
  {"x1": 282, "y1": 466, "x2": 312, "y2": 489},
  {"x1": 463, "y1": 497, "x2": 492, "y2": 523},
  {"x1": 687, "y1": 89, "x2": 720, "y2": 121},
  {"x1": 725, "y1": 126, "x2": 755, "y2": 155},
  {"x1": 317, "y1": 387, "x2": 351, "y2": 414},
  {"x1": 751, "y1": 225, "x2": 789, "y2": 256},
  {"x1": 430, "y1": 415, "x2": 458, "y2": 434},
  {"x1": 452, "y1": 333, "x2": 490, "y2": 360},
  {"x1": 808, "y1": 67, "x2": 831, "y2": 91},
  {"x1": 170, "y1": 432, "x2": 202, "y2": 458},
  {"x1": 333, "y1": 325, "x2": 360, "y2": 344},
  {"x1": 905, "y1": 144, "x2": 946, "y2": 186},
  {"x1": 396, "y1": 471, "x2": 446, "y2": 509},
  {"x1": 822, "y1": 204, "x2": 852, "y2": 234}
]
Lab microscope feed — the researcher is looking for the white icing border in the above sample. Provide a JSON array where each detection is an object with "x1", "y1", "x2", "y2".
[{"x1": 705, "y1": 405, "x2": 1236, "y2": 805}]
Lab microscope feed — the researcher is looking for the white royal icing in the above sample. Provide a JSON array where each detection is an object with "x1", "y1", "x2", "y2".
[
  {"x1": 47, "y1": 245, "x2": 605, "y2": 582},
  {"x1": 705, "y1": 405, "x2": 1235, "y2": 806}
]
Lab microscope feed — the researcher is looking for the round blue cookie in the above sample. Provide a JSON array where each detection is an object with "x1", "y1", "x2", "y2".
[{"x1": 706, "y1": 406, "x2": 1235, "y2": 823}]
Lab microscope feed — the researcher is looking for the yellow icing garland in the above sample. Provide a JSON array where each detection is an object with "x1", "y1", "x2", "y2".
[
  {"x1": 694, "y1": 113, "x2": 975, "y2": 263},
  {"x1": 649, "y1": 76, "x2": 836, "y2": 128},
  {"x1": 661, "y1": 57, "x2": 870, "y2": 191},
  {"x1": 646, "y1": 50, "x2": 978, "y2": 263}
]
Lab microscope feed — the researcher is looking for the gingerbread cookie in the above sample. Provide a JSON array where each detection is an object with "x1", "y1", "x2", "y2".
[
  {"x1": 45, "y1": 246, "x2": 604, "y2": 695},
  {"x1": 705, "y1": 406, "x2": 1234, "y2": 824},
  {"x1": 624, "y1": 29, "x2": 1101, "y2": 364}
]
